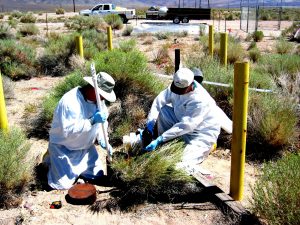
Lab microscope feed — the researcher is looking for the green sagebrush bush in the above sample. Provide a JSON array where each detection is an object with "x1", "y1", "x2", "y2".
[
  {"x1": 0, "y1": 127, "x2": 34, "y2": 208},
  {"x1": 0, "y1": 23, "x2": 15, "y2": 39},
  {"x1": 64, "y1": 15, "x2": 106, "y2": 32},
  {"x1": 18, "y1": 23, "x2": 39, "y2": 36},
  {"x1": 256, "y1": 54, "x2": 300, "y2": 79},
  {"x1": 103, "y1": 14, "x2": 123, "y2": 30},
  {"x1": 252, "y1": 31, "x2": 264, "y2": 42},
  {"x1": 247, "y1": 92, "x2": 299, "y2": 152},
  {"x1": 248, "y1": 47, "x2": 261, "y2": 62},
  {"x1": 275, "y1": 38, "x2": 294, "y2": 54},
  {"x1": 0, "y1": 39, "x2": 37, "y2": 80},
  {"x1": 111, "y1": 141, "x2": 194, "y2": 198},
  {"x1": 250, "y1": 153, "x2": 300, "y2": 225},
  {"x1": 20, "y1": 12, "x2": 36, "y2": 23},
  {"x1": 56, "y1": 8, "x2": 65, "y2": 15}
]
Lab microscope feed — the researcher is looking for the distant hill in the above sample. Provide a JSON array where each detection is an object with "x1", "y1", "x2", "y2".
[{"x1": 1, "y1": 0, "x2": 299, "y2": 12}]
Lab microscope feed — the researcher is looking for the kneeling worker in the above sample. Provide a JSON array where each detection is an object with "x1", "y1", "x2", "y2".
[
  {"x1": 44, "y1": 72, "x2": 116, "y2": 190},
  {"x1": 144, "y1": 68, "x2": 221, "y2": 173}
]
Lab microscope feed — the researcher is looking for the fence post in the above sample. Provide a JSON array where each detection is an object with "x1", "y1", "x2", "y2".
[
  {"x1": 107, "y1": 26, "x2": 113, "y2": 50},
  {"x1": 75, "y1": 35, "x2": 84, "y2": 58},
  {"x1": 175, "y1": 49, "x2": 180, "y2": 73},
  {"x1": 220, "y1": 32, "x2": 228, "y2": 67},
  {"x1": 209, "y1": 25, "x2": 214, "y2": 56},
  {"x1": 230, "y1": 61, "x2": 250, "y2": 201},
  {"x1": 0, "y1": 72, "x2": 8, "y2": 132}
]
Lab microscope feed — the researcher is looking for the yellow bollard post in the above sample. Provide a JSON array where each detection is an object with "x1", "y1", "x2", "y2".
[
  {"x1": 209, "y1": 25, "x2": 214, "y2": 56},
  {"x1": 0, "y1": 72, "x2": 8, "y2": 132},
  {"x1": 230, "y1": 61, "x2": 250, "y2": 201},
  {"x1": 107, "y1": 26, "x2": 113, "y2": 51},
  {"x1": 220, "y1": 32, "x2": 228, "y2": 67},
  {"x1": 75, "y1": 35, "x2": 84, "y2": 58}
]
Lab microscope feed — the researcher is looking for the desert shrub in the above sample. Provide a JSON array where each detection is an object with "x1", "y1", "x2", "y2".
[
  {"x1": 256, "y1": 54, "x2": 300, "y2": 79},
  {"x1": 81, "y1": 29, "x2": 107, "y2": 60},
  {"x1": 155, "y1": 32, "x2": 171, "y2": 40},
  {"x1": 20, "y1": 12, "x2": 36, "y2": 23},
  {"x1": 153, "y1": 44, "x2": 171, "y2": 66},
  {"x1": 0, "y1": 127, "x2": 34, "y2": 209},
  {"x1": 275, "y1": 38, "x2": 294, "y2": 54},
  {"x1": 109, "y1": 141, "x2": 195, "y2": 206},
  {"x1": 0, "y1": 14, "x2": 4, "y2": 19},
  {"x1": 8, "y1": 18, "x2": 18, "y2": 28},
  {"x1": 122, "y1": 25, "x2": 133, "y2": 36},
  {"x1": 64, "y1": 15, "x2": 105, "y2": 32},
  {"x1": 252, "y1": 31, "x2": 264, "y2": 42},
  {"x1": 0, "y1": 39, "x2": 36, "y2": 80},
  {"x1": 142, "y1": 37, "x2": 154, "y2": 45},
  {"x1": 251, "y1": 153, "x2": 300, "y2": 225},
  {"x1": 248, "y1": 47, "x2": 261, "y2": 62},
  {"x1": 56, "y1": 8, "x2": 65, "y2": 15},
  {"x1": 103, "y1": 14, "x2": 123, "y2": 30},
  {"x1": 296, "y1": 45, "x2": 300, "y2": 56},
  {"x1": 38, "y1": 33, "x2": 76, "y2": 76},
  {"x1": 247, "y1": 92, "x2": 298, "y2": 154},
  {"x1": 18, "y1": 23, "x2": 39, "y2": 36},
  {"x1": 174, "y1": 30, "x2": 188, "y2": 38},
  {"x1": 9, "y1": 10, "x2": 22, "y2": 19},
  {"x1": 118, "y1": 39, "x2": 137, "y2": 53},
  {"x1": 227, "y1": 41, "x2": 245, "y2": 64},
  {"x1": 0, "y1": 23, "x2": 14, "y2": 39}
]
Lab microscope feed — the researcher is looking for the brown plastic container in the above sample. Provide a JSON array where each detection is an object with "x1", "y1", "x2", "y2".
[{"x1": 66, "y1": 183, "x2": 97, "y2": 205}]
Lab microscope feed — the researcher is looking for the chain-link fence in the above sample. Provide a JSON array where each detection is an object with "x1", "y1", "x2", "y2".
[{"x1": 240, "y1": 0, "x2": 299, "y2": 33}]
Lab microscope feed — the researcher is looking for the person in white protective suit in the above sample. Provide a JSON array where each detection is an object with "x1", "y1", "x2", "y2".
[
  {"x1": 44, "y1": 72, "x2": 116, "y2": 190},
  {"x1": 144, "y1": 67, "x2": 224, "y2": 173}
]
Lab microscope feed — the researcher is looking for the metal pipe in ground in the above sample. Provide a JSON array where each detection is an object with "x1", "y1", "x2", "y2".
[
  {"x1": 230, "y1": 61, "x2": 249, "y2": 201},
  {"x1": 0, "y1": 71, "x2": 8, "y2": 132}
]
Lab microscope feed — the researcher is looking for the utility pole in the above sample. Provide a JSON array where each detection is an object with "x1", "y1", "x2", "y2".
[
  {"x1": 73, "y1": 0, "x2": 76, "y2": 13},
  {"x1": 208, "y1": 0, "x2": 210, "y2": 8}
]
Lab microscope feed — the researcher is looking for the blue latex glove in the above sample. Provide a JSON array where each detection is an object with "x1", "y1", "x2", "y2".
[
  {"x1": 144, "y1": 136, "x2": 163, "y2": 151},
  {"x1": 90, "y1": 110, "x2": 107, "y2": 125},
  {"x1": 146, "y1": 120, "x2": 155, "y2": 135}
]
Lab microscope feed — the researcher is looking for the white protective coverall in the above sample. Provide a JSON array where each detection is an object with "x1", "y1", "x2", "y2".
[
  {"x1": 147, "y1": 81, "x2": 221, "y2": 166},
  {"x1": 45, "y1": 87, "x2": 108, "y2": 190}
]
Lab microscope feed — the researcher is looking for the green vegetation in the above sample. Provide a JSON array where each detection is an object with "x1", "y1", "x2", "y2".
[
  {"x1": 248, "y1": 47, "x2": 261, "y2": 62},
  {"x1": 64, "y1": 15, "x2": 106, "y2": 32},
  {"x1": 0, "y1": 23, "x2": 14, "y2": 39},
  {"x1": 103, "y1": 14, "x2": 123, "y2": 30},
  {"x1": 275, "y1": 38, "x2": 294, "y2": 54},
  {"x1": 18, "y1": 23, "x2": 39, "y2": 36},
  {"x1": 251, "y1": 153, "x2": 300, "y2": 225},
  {"x1": 20, "y1": 12, "x2": 36, "y2": 23},
  {"x1": 55, "y1": 8, "x2": 65, "y2": 15},
  {"x1": 111, "y1": 141, "x2": 194, "y2": 199},
  {"x1": 0, "y1": 128, "x2": 34, "y2": 208},
  {"x1": 0, "y1": 39, "x2": 36, "y2": 80},
  {"x1": 252, "y1": 31, "x2": 264, "y2": 42}
]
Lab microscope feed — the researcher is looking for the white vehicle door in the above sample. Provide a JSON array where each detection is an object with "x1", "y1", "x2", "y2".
[
  {"x1": 98, "y1": 4, "x2": 112, "y2": 16},
  {"x1": 91, "y1": 4, "x2": 103, "y2": 15}
]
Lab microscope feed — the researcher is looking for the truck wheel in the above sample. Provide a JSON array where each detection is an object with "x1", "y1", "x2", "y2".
[
  {"x1": 182, "y1": 17, "x2": 189, "y2": 23},
  {"x1": 173, "y1": 17, "x2": 180, "y2": 24}
]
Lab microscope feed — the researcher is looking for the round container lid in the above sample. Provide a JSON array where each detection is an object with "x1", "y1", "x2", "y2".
[{"x1": 66, "y1": 183, "x2": 97, "y2": 205}]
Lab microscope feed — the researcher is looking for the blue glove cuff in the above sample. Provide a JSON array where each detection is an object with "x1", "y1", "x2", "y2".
[{"x1": 157, "y1": 136, "x2": 163, "y2": 144}]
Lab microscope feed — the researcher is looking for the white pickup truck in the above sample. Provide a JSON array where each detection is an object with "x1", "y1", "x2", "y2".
[{"x1": 79, "y1": 3, "x2": 136, "y2": 24}]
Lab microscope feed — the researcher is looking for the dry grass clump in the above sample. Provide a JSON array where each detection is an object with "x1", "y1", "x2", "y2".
[
  {"x1": 101, "y1": 141, "x2": 199, "y2": 210},
  {"x1": 18, "y1": 23, "x2": 39, "y2": 36},
  {"x1": 2, "y1": 75, "x2": 15, "y2": 99},
  {"x1": 251, "y1": 153, "x2": 300, "y2": 225}
]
